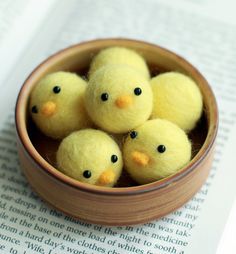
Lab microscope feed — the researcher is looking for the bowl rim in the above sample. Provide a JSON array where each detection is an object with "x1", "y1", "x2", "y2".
[{"x1": 15, "y1": 38, "x2": 218, "y2": 196}]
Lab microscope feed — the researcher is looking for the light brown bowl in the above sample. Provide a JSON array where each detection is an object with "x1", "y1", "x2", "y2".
[{"x1": 15, "y1": 38, "x2": 218, "y2": 225}]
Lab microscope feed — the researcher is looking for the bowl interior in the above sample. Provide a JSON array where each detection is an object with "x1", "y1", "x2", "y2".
[
  {"x1": 28, "y1": 65, "x2": 208, "y2": 187},
  {"x1": 17, "y1": 39, "x2": 217, "y2": 191}
]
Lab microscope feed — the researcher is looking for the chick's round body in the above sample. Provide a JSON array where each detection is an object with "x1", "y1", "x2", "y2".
[
  {"x1": 85, "y1": 65, "x2": 153, "y2": 134},
  {"x1": 56, "y1": 129, "x2": 123, "y2": 187},
  {"x1": 123, "y1": 119, "x2": 192, "y2": 184},
  {"x1": 30, "y1": 71, "x2": 92, "y2": 139},
  {"x1": 89, "y1": 47, "x2": 150, "y2": 79},
  {"x1": 151, "y1": 72, "x2": 203, "y2": 132}
]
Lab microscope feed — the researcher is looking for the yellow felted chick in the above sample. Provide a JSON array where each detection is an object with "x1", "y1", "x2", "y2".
[
  {"x1": 85, "y1": 65, "x2": 153, "y2": 134},
  {"x1": 56, "y1": 129, "x2": 123, "y2": 187},
  {"x1": 151, "y1": 72, "x2": 203, "y2": 132},
  {"x1": 123, "y1": 119, "x2": 191, "y2": 184},
  {"x1": 89, "y1": 47, "x2": 150, "y2": 79},
  {"x1": 30, "y1": 71, "x2": 92, "y2": 139}
]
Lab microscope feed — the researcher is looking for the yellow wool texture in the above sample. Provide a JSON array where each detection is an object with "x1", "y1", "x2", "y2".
[
  {"x1": 123, "y1": 119, "x2": 192, "y2": 184},
  {"x1": 85, "y1": 65, "x2": 153, "y2": 134},
  {"x1": 30, "y1": 71, "x2": 92, "y2": 139},
  {"x1": 56, "y1": 129, "x2": 123, "y2": 187},
  {"x1": 89, "y1": 47, "x2": 150, "y2": 79},
  {"x1": 151, "y1": 72, "x2": 203, "y2": 132}
]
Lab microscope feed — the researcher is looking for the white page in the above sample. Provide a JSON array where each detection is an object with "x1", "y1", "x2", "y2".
[
  {"x1": 157, "y1": 0, "x2": 236, "y2": 26},
  {"x1": 216, "y1": 200, "x2": 236, "y2": 254},
  {"x1": 0, "y1": 0, "x2": 236, "y2": 253},
  {"x1": 0, "y1": 0, "x2": 56, "y2": 88}
]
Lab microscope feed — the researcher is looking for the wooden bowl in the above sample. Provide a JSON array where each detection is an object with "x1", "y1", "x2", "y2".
[{"x1": 15, "y1": 38, "x2": 218, "y2": 225}]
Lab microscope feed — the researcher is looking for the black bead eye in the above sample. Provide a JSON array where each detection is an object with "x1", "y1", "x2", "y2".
[
  {"x1": 101, "y1": 93, "x2": 109, "y2": 101},
  {"x1": 130, "y1": 131, "x2": 138, "y2": 139},
  {"x1": 83, "y1": 170, "x2": 92, "y2": 178},
  {"x1": 31, "y1": 105, "x2": 38, "y2": 114},
  {"x1": 157, "y1": 145, "x2": 166, "y2": 153},
  {"x1": 111, "y1": 155, "x2": 118, "y2": 163},
  {"x1": 134, "y1": 87, "x2": 142, "y2": 96},
  {"x1": 53, "y1": 86, "x2": 61, "y2": 94}
]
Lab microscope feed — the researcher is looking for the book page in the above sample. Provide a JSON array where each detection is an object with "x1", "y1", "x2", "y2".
[
  {"x1": 0, "y1": 0, "x2": 56, "y2": 88},
  {"x1": 216, "y1": 200, "x2": 236, "y2": 254},
  {"x1": 0, "y1": 0, "x2": 236, "y2": 253},
  {"x1": 157, "y1": 0, "x2": 236, "y2": 26}
]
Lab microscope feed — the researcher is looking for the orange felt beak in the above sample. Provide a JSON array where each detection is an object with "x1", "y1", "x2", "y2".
[
  {"x1": 132, "y1": 151, "x2": 150, "y2": 166},
  {"x1": 41, "y1": 101, "x2": 56, "y2": 117},
  {"x1": 115, "y1": 95, "x2": 133, "y2": 109},
  {"x1": 97, "y1": 169, "x2": 115, "y2": 186}
]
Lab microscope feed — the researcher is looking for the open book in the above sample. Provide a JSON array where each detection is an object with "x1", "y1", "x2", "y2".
[{"x1": 0, "y1": 0, "x2": 236, "y2": 253}]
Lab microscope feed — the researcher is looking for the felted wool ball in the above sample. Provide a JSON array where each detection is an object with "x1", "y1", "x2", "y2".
[
  {"x1": 151, "y1": 72, "x2": 203, "y2": 132},
  {"x1": 123, "y1": 119, "x2": 191, "y2": 184},
  {"x1": 30, "y1": 71, "x2": 92, "y2": 139},
  {"x1": 85, "y1": 65, "x2": 153, "y2": 134},
  {"x1": 56, "y1": 129, "x2": 123, "y2": 187},
  {"x1": 89, "y1": 47, "x2": 150, "y2": 79}
]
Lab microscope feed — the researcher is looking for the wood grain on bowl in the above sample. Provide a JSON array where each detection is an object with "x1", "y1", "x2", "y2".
[{"x1": 15, "y1": 38, "x2": 218, "y2": 225}]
